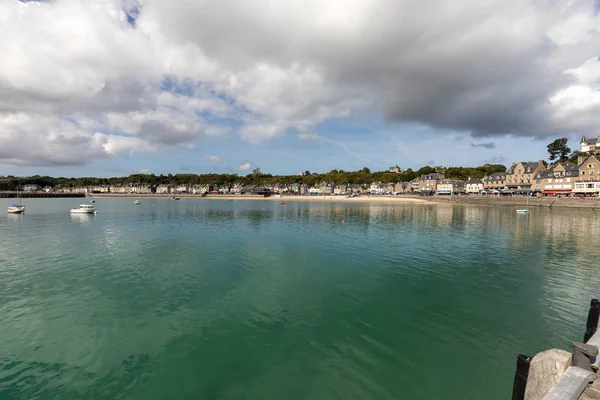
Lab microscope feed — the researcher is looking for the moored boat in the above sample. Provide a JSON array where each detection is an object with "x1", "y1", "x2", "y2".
[
  {"x1": 134, "y1": 200, "x2": 141, "y2": 205},
  {"x1": 7, "y1": 204, "x2": 25, "y2": 214},
  {"x1": 70, "y1": 204, "x2": 96, "y2": 214},
  {"x1": 8, "y1": 186, "x2": 26, "y2": 214}
]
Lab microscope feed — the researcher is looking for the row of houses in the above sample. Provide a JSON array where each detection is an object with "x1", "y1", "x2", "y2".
[
  {"x1": 13, "y1": 135, "x2": 600, "y2": 197},
  {"x1": 419, "y1": 155, "x2": 600, "y2": 197}
]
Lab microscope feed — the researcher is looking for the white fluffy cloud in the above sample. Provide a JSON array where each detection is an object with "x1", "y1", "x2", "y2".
[
  {"x1": 0, "y1": 0, "x2": 599, "y2": 166},
  {"x1": 202, "y1": 155, "x2": 221, "y2": 162},
  {"x1": 237, "y1": 162, "x2": 252, "y2": 172}
]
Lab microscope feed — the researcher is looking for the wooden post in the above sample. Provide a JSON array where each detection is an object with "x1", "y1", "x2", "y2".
[
  {"x1": 584, "y1": 299, "x2": 600, "y2": 343},
  {"x1": 513, "y1": 354, "x2": 532, "y2": 400}
]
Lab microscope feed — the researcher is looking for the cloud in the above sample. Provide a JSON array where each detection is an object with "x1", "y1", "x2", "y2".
[
  {"x1": 237, "y1": 162, "x2": 252, "y2": 171},
  {"x1": 298, "y1": 132, "x2": 321, "y2": 140},
  {"x1": 133, "y1": 168, "x2": 152, "y2": 174},
  {"x1": 0, "y1": 0, "x2": 599, "y2": 167},
  {"x1": 0, "y1": 112, "x2": 156, "y2": 167},
  {"x1": 471, "y1": 142, "x2": 496, "y2": 149},
  {"x1": 484, "y1": 156, "x2": 508, "y2": 164},
  {"x1": 202, "y1": 155, "x2": 221, "y2": 162}
]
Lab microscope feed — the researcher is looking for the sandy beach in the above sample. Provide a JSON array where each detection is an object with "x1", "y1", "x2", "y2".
[
  {"x1": 84, "y1": 193, "x2": 600, "y2": 209},
  {"x1": 87, "y1": 193, "x2": 431, "y2": 204}
]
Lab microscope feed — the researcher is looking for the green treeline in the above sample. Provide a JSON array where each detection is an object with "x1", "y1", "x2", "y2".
[{"x1": 0, "y1": 164, "x2": 506, "y2": 190}]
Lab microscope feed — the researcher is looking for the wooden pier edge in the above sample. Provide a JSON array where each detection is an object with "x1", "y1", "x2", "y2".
[{"x1": 513, "y1": 299, "x2": 600, "y2": 400}]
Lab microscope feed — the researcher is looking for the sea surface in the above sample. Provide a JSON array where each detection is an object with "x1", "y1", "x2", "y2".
[{"x1": 1, "y1": 198, "x2": 599, "y2": 399}]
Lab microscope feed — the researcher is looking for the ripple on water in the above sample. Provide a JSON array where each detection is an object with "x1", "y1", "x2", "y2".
[{"x1": 1, "y1": 201, "x2": 600, "y2": 399}]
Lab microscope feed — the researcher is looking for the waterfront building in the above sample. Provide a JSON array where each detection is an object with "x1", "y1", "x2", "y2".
[
  {"x1": 505, "y1": 161, "x2": 546, "y2": 193},
  {"x1": 174, "y1": 184, "x2": 189, "y2": 194},
  {"x1": 131, "y1": 184, "x2": 152, "y2": 194},
  {"x1": 347, "y1": 184, "x2": 363, "y2": 194},
  {"x1": 535, "y1": 163, "x2": 579, "y2": 196},
  {"x1": 418, "y1": 173, "x2": 441, "y2": 193},
  {"x1": 436, "y1": 179, "x2": 465, "y2": 195},
  {"x1": 156, "y1": 184, "x2": 172, "y2": 194},
  {"x1": 319, "y1": 182, "x2": 334, "y2": 195},
  {"x1": 577, "y1": 155, "x2": 600, "y2": 181},
  {"x1": 465, "y1": 178, "x2": 484, "y2": 195},
  {"x1": 482, "y1": 172, "x2": 507, "y2": 190},
  {"x1": 572, "y1": 155, "x2": 600, "y2": 196},
  {"x1": 333, "y1": 185, "x2": 347, "y2": 195}
]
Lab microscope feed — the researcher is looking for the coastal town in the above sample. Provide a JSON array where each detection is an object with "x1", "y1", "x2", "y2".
[{"x1": 4, "y1": 137, "x2": 600, "y2": 198}]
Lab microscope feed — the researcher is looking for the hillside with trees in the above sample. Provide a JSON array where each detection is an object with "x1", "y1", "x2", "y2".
[{"x1": 0, "y1": 163, "x2": 507, "y2": 190}]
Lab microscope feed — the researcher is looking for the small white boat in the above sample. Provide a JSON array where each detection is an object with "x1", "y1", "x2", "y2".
[
  {"x1": 7, "y1": 204, "x2": 25, "y2": 214},
  {"x1": 8, "y1": 187, "x2": 26, "y2": 214},
  {"x1": 89, "y1": 200, "x2": 95, "y2": 203},
  {"x1": 134, "y1": 200, "x2": 141, "y2": 205},
  {"x1": 70, "y1": 204, "x2": 96, "y2": 214}
]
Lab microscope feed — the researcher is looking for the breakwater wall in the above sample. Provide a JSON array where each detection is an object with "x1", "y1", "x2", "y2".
[
  {"x1": 512, "y1": 299, "x2": 600, "y2": 400},
  {"x1": 420, "y1": 196, "x2": 600, "y2": 209},
  {"x1": 0, "y1": 192, "x2": 85, "y2": 198},
  {"x1": 86, "y1": 193, "x2": 268, "y2": 199}
]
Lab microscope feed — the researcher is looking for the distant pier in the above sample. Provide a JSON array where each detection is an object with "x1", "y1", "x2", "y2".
[{"x1": 0, "y1": 192, "x2": 85, "y2": 198}]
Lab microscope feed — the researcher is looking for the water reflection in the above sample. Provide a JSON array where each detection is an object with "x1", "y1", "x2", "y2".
[
  {"x1": 2, "y1": 199, "x2": 600, "y2": 400},
  {"x1": 70, "y1": 213, "x2": 95, "y2": 224}
]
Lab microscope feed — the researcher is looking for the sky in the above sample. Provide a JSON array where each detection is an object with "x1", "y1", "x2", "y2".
[{"x1": 0, "y1": 0, "x2": 599, "y2": 177}]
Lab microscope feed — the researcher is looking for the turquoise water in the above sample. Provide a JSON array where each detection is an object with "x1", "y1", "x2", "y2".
[{"x1": 1, "y1": 198, "x2": 599, "y2": 399}]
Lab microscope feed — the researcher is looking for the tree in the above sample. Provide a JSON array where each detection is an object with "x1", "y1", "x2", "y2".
[
  {"x1": 569, "y1": 151, "x2": 592, "y2": 164},
  {"x1": 547, "y1": 138, "x2": 571, "y2": 161},
  {"x1": 415, "y1": 166, "x2": 436, "y2": 176}
]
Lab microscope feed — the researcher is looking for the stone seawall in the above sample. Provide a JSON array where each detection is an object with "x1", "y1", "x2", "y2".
[
  {"x1": 86, "y1": 193, "x2": 267, "y2": 199},
  {"x1": 419, "y1": 196, "x2": 600, "y2": 209},
  {"x1": 12, "y1": 192, "x2": 600, "y2": 209},
  {"x1": 0, "y1": 191, "x2": 85, "y2": 198}
]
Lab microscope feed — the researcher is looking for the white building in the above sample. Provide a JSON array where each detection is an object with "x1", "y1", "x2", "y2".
[
  {"x1": 465, "y1": 178, "x2": 484, "y2": 195},
  {"x1": 573, "y1": 182, "x2": 600, "y2": 195},
  {"x1": 92, "y1": 185, "x2": 109, "y2": 193},
  {"x1": 156, "y1": 185, "x2": 172, "y2": 194},
  {"x1": 175, "y1": 185, "x2": 189, "y2": 193},
  {"x1": 581, "y1": 136, "x2": 600, "y2": 153}
]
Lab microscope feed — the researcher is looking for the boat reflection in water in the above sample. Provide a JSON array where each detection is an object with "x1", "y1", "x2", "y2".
[
  {"x1": 70, "y1": 213, "x2": 95, "y2": 225},
  {"x1": 70, "y1": 204, "x2": 96, "y2": 214}
]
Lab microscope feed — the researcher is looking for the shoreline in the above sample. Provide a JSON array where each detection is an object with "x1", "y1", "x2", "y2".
[
  {"x1": 86, "y1": 193, "x2": 432, "y2": 204},
  {"x1": 82, "y1": 193, "x2": 600, "y2": 209}
]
